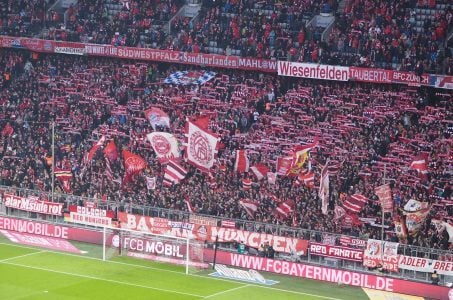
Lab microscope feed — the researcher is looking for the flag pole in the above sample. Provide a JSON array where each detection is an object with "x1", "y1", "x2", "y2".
[
  {"x1": 381, "y1": 163, "x2": 386, "y2": 242},
  {"x1": 51, "y1": 120, "x2": 55, "y2": 203}
]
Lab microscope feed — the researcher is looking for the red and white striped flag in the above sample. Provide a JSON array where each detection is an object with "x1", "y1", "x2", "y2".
[
  {"x1": 250, "y1": 164, "x2": 270, "y2": 180},
  {"x1": 105, "y1": 157, "x2": 113, "y2": 181},
  {"x1": 275, "y1": 199, "x2": 295, "y2": 220},
  {"x1": 84, "y1": 135, "x2": 106, "y2": 164},
  {"x1": 410, "y1": 153, "x2": 428, "y2": 178},
  {"x1": 239, "y1": 199, "x2": 259, "y2": 218},
  {"x1": 184, "y1": 195, "x2": 196, "y2": 213},
  {"x1": 267, "y1": 172, "x2": 277, "y2": 185},
  {"x1": 319, "y1": 164, "x2": 330, "y2": 215},
  {"x1": 164, "y1": 160, "x2": 188, "y2": 186},
  {"x1": 242, "y1": 178, "x2": 252, "y2": 190},
  {"x1": 342, "y1": 194, "x2": 368, "y2": 213},
  {"x1": 297, "y1": 169, "x2": 314, "y2": 188},
  {"x1": 221, "y1": 220, "x2": 236, "y2": 228},
  {"x1": 234, "y1": 150, "x2": 249, "y2": 173}
]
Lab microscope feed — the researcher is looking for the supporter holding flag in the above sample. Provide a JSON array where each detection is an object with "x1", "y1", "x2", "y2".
[{"x1": 234, "y1": 150, "x2": 249, "y2": 173}]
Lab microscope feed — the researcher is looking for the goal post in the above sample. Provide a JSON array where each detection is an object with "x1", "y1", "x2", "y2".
[{"x1": 102, "y1": 226, "x2": 207, "y2": 274}]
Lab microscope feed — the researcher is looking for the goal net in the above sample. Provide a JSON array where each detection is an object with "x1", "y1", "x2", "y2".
[{"x1": 102, "y1": 227, "x2": 207, "y2": 274}]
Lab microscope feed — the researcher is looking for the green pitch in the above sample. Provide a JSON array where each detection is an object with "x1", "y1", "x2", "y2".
[{"x1": 0, "y1": 238, "x2": 369, "y2": 300}]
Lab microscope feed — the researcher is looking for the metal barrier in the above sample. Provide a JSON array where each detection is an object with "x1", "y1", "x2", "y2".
[{"x1": 0, "y1": 184, "x2": 451, "y2": 285}]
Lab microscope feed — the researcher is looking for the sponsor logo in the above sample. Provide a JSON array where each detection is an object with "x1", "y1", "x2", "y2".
[
  {"x1": 54, "y1": 47, "x2": 85, "y2": 55},
  {"x1": 210, "y1": 264, "x2": 278, "y2": 285}
]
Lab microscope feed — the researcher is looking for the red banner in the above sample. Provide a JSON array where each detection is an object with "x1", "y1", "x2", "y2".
[
  {"x1": 375, "y1": 184, "x2": 393, "y2": 213},
  {"x1": 2, "y1": 35, "x2": 452, "y2": 89},
  {"x1": 117, "y1": 212, "x2": 308, "y2": 255},
  {"x1": 3, "y1": 194, "x2": 63, "y2": 216},
  {"x1": 309, "y1": 242, "x2": 363, "y2": 262},
  {"x1": 204, "y1": 249, "x2": 452, "y2": 300},
  {"x1": 66, "y1": 205, "x2": 114, "y2": 226}
]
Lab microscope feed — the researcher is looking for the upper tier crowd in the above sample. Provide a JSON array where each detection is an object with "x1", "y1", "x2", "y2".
[
  {"x1": 0, "y1": 50, "x2": 451, "y2": 251},
  {"x1": 0, "y1": 0, "x2": 452, "y2": 74}
]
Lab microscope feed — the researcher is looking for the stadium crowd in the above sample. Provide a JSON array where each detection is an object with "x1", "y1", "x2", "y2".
[
  {"x1": 0, "y1": 49, "x2": 451, "y2": 251},
  {"x1": 0, "y1": 0, "x2": 451, "y2": 74}
]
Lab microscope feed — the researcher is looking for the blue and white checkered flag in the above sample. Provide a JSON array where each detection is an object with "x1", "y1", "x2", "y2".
[{"x1": 163, "y1": 71, "x2": 216, "y2": 85}]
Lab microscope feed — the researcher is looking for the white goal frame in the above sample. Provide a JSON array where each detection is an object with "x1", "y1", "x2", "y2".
[{"x1": 102, "y1": 226, "x2": 192, "y2": 274}]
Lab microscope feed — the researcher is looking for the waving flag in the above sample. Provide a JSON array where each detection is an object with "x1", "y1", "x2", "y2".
[
  {"x1": 122, "y1": 150, "x2": 146, "y2": 186},
  {"x1": 184, "y1": 195, "x2": 196, "y2": 213},
  {"x1": 55, "y1": 168, "x2": 72, "y2": 193},
  {"x1": 342, "y1": 194, "x2": 368, "y2": 214},
  {"x1": 1, "y1": 123, "x2": 14, "y2": 136},
  {"x1": 410, "y1": 153, "x2": 428, "y2": 178},
  {"x1": 267, "y1": 172, "x2": 277, "y2": 185},
  {"x1": 147, "y1": 132, "x2": 180, "y2": 163},
  {"x1": 85, "y1": 135, "x2": 106, "y2": 164},
  {"x1": 163, "y1": 71, "x2": 216, "y2": 85},
  {"x1": 276, "y1": 156, "x2": 293, "y2": 176},
  {"x1": 287, "y1": 138, "x2": 318, "y2": 176},
  {"x1": 375, "y1": 184, "x2": 393, "y2": 213},
  {"x1": 250, "y1": 164, "x2": 270, "y2": 180},
  {"x1": 319, "y1": 164, "x2": 330, "y2": 215},
  {"x1": 405, "y1": 207, "x2": 431, "y2": 236},
  {"x1": 297, "y1": 169, "x2": 315, "y2": 188},
  {"x1": 144, "y1": 107, "x2": 170, "y2": 130},
  {"x1": 239, "y1": 199, "x2": 259, "y2": 218},
  {"x1": 234, "y1": 150, "x2": 249, "y2": 173},
  {"x1": 242, "y1": 178, "x2": 252, "y2": 190},
  {"x1": 103, "y1": 140, "x2": 118, "y2": 161},
  {"x1": 163, "y1": 159, "x2": 187, "y2": 186},
  {"x1": 275, "y1": 200, "x2": 295, "y2": 220},
  {"x1": 184, "y1": 118, "x2": 219, "y2": 172}
]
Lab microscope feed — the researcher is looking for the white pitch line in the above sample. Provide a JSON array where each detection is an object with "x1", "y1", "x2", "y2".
[
  {"x1": 203, "y1": 284, "x2": 250, "y2": 299},
  {"x1": 0, "y1": 242, "x2": 345, "y2": 300},
  {"x1": 1, "y1": 261, "x2": 205, "y2": 298},
  {"x1": 0, "y1": 250, "x2": 44, "y2": 263}
]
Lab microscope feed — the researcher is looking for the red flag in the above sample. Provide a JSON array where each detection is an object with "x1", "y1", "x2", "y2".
[
  {"x1": 54, "y1": 168, "x2": 72, "y2": 193},
  {"x1": 276, "y1": 156, "x2": 293, "y2": 176},
  {"x1": 122, "y1": 150, "x2": 146, "y2": 186},
  {"x1": 274, "y1": 200, "x2": 295, "y2": 220},
  {"x1": 334, "y1": 205, "x2": 346, "y2": 220},
  {"x1": 234, "y1": 150, "x2": 249, "y2": 173},
  {"x1": 192, "y1": 116, "x2": 209, "y2": 130},
  {"x1": 242, "y1": 178, "x2": 252, "y2": 190},
  {"x1": 297, "y1": 169, "x2": 314, "y2": 188},
  {"x1": 184, "y1": 195, "x2": 196, "y2": 213},
  {"x1": 1, "y1": 123, "x2": 14, "y2": 136},
  {"x1": 410, "y1": 153, "x2": 428, "y2": 179},
  {"x1": 250, "y1": 164, "x2": 270, "y2": 181},
  {"x1": 375, "y1": 184, "x2": 393, "y2": 213},
  {"x1": 239, "y1": 199, "x2": 258, "y2": 218},
  {"x1": 103, "y1": 140, "x2": 118, "y2": 161},
  {"x1": 85, "y1": 136, "x2": 106, "y2": 164},
  {"x1": 342, "y1": 194, "x2": 368, "y2": 213}
]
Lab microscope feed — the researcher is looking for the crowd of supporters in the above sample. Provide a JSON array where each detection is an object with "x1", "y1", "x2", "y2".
[
  {"x1": 0, "y1": 49, "x2": 451, "y2": 251},
  {"x1": 0, "y1": 0, "x2": 451, "y2": 74}
]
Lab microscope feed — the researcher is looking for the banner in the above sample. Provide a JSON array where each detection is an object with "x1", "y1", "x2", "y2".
[
  {"x1": 338, "y1": 236, "x2": 367, "y2": 248},
  {"x1": 3, "y1": 194, "x2": 63, "y2": 216},
  {"x1": 309, "y1": 242, "x2": 364, "y2": 262},
  {"x1": 278, "y1": 61, "x2": 349, "y2": 81},
  {"x1": 66, "y1": 205, "x2": 114, "y2": 227},
  {"x1": 363, "y1": 239, "x2": 399, "y2": 272},
  {"x1": 0, "y1": 36, "x2": 452, "y2": 89},
  {"x1": 375, "y1": 184, "x2": 393, "y2": 213},
  {"x1": 398, "y1": 255, "x2": 453, "y2": 276},
  {"x1": 117, "y1": 212, "x2": 308, "y2": 255},
  {"x1": 319, "y1": 164, "x2": 329, "y2": 215},
  {"x1": 204, "y1": 250, "x2": 452, "y2": 300}
]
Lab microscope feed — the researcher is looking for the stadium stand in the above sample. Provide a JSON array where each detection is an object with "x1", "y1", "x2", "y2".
[{"x1": 0, "y1": 49, "x2": 451, "y2": 252}]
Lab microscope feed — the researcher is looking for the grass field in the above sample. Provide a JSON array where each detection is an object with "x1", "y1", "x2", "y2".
[{"x1": 0, "y1": 235, "x2": 371, "y2": 300}]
